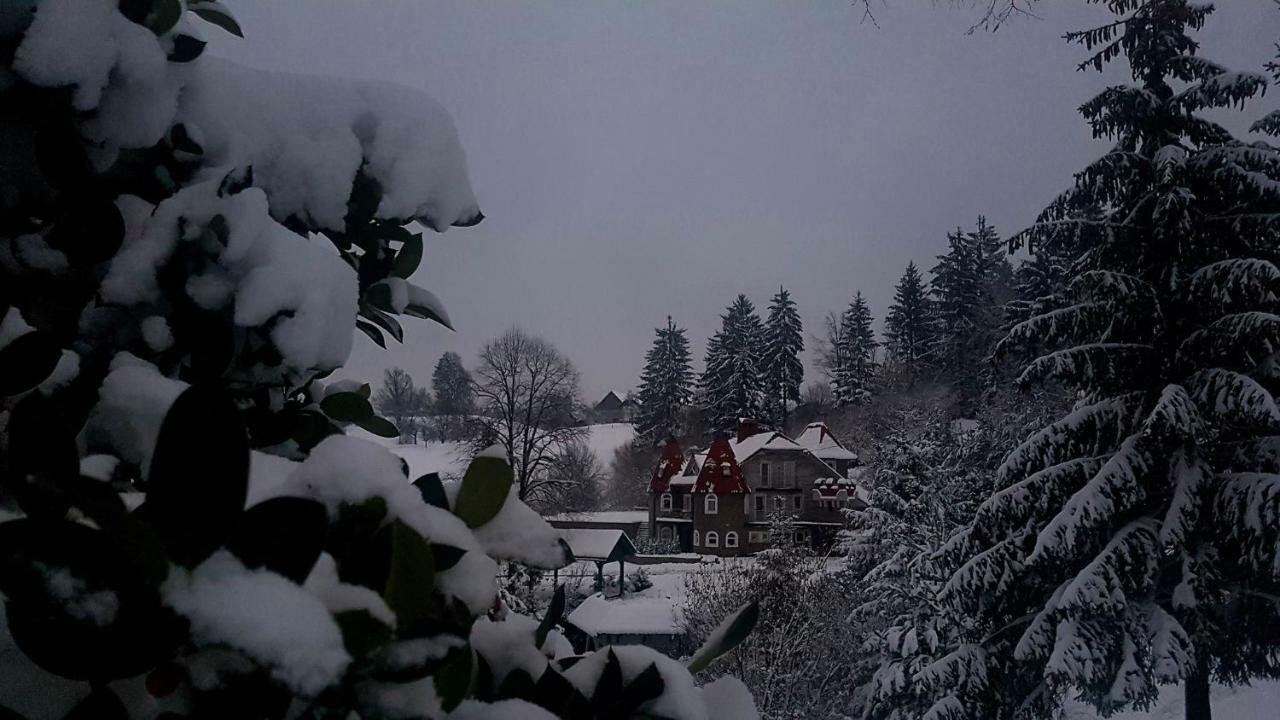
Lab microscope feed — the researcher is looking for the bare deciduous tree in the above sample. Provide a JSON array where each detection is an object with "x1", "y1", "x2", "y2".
[
  {"x1": 374, "y1": 367, "x2": 431, "y2": 439},
  {"x1": 472, "y1": 328, "x2": 587, "y2": 504}
]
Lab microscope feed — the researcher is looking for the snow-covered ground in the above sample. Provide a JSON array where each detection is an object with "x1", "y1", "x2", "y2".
[
  {"x1": 351, "y1": 421, "x2": 635, "y2": 480},
  {"x1": 1061, "y1": 680, "x2": 1280, "y2": 719}
]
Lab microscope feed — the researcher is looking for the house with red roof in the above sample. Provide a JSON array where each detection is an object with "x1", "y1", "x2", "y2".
[{"x1": 648, "y1": 419, "x2": 867, "y2": 556}]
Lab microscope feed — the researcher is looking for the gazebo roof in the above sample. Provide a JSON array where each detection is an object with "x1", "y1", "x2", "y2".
[{"x1": 558, "y1": 528, "x2": 636, "y2": 563}]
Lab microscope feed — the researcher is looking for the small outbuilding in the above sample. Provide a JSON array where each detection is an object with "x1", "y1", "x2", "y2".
[
  {"x1": 564, "y1": 593, "x2": 687, "y2": 657},
  {"x1": 558, "y1": 528, "x2": 637, "y2": 596}
]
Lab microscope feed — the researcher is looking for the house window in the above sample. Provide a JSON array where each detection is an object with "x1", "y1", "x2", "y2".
[
  {"x1": 660, "y1": 493, "x2": 672, "y2": 511},
  {"x1": 748, "y1": 531, "x2": 768, "y2": 544},
  {"x1": 794, "y1": 531, "x2": 807, "y2": 544},
  {"x1": 792, "y1": 495, "x2": 802, "y2": 511},
  {"x1": 705, "y1": 493, "x2": 718, "y2": 515},
  {"x1": 754, "y1": 494, "x2": 766, "y2": 516},
  {"x1": 706, "y1": 531, "x2": 719, "y2": 548},
  {"x1": 783, "y1": 461, "x2": 796, "y2": 488},
  {"x1": 773, "y1": 495, "x2": 784, "y2": 512},
  {"x1": 725, "y1": 531, "x2": 739, "y2": 548},
  {"x1": 759, "y1": 462, "x2": 770, "y2": 487},
  {"x1": 721, "y1": 463, "x2": 731, "y2": 476},
  {"x1": 682, "y1": 494, "x2": 691, "y2": 511},
  {"x1": 693, "y1": 530, "x2": 700, "y2": 546},
  {"x1": 660, "y1": 526, "x2": 673, "y2": 542}
]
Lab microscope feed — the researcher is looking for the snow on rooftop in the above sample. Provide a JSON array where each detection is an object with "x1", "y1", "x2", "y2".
[
  {"x1": 566, "y1": 593, "x2": 685, "y2": 637},
  {"x1": 545, "y1": 511, "x2": 649, "y2": 524},
  {"x1": 796, "y1": 423, "x2": 858, "y2": 462},
  {"x1": 558, "y1": 528, "x2": 635, "y2": 562}
]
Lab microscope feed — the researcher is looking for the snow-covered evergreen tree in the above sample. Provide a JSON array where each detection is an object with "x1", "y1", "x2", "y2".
[
  {"x1": 927, "y1": 4, "x2": 1280, "y2": 719},
  {"x1": 931, "y1": 217, "x2": 1012, "y2": 400},
  {"x1": 834, "y1": 291, "x2": 877, "y2": 406},
  {"x1": 883, "y1": 261, "x2": 934, "y2": 387},
  {"x1": 763, "y1": 287, "x2": 804, "y2": 428},
  {"x1": 635, "y1": 316, "x2": 695, "y2": 443},
  {"x1": 700, "y1": 295, "x2": 766, "y2": 432}
]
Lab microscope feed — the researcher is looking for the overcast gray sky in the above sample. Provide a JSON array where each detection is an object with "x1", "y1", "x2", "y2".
[{"x1": 210, "y1": 1, "x2": 1279, "y2": 401}]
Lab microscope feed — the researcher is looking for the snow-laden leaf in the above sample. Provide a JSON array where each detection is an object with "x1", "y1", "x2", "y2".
[
  {"x1": 382, "y1": 519, "x2": 435, "y2": 636},
  {"x1": 190, "y1": 0, "x2": 245, "y2": 37},
  {"x1": 1144, "y1": 605, "x2": 1192, "y2": 683},
  {"x1": 687, "y1": 600, "x2": 759, "y2": 674},
  {"x1": 453, "y1": 454, "x2": 513, "y2": 529},
  {"x1": 976, "y1": 456, "x2": 1105, "y2": 535},
  {"x1": 1014, "y1": 582, "x2": 1069, "y2": 663}
]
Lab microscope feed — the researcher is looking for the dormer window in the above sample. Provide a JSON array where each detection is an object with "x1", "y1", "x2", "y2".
[
  {"x1": 721, "y1": 463, "x2": 731, "y2": 477},
  {"x1": 660, "y1": 493, "x2": 673, "y2": 511},
  {"x1": 705, "y1": 493, "x2": 719, "y2": 515}
]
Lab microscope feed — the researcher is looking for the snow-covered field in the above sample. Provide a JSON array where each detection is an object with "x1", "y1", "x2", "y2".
[{"x1": 352, "y1": 422, "x2": 635, "y2": 480}]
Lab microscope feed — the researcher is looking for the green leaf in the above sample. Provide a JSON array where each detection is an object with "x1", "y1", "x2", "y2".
[
  {"x1": 145, "y1": 385, "x2": 249, "y2": 567},
  {"x1": 217, "y1": 165, "x2": 253, "y2": 196},
  {"x1": 0, "y1": 704, "x2": 29, "y2": 720},
  {"x1": 320, "y1": 391, "x2": 374, "y2": 423},
  {"x1": 430, "y1": 544, "x2": 466, "y2": 572},
  {"x1": 433, "y1": 646, "x2": 473, "y2": 711},
  {"x1": 364, "y1": 282, "x2": 395, "y2": 313},
  {"x1": 590, "y1": 649, "x2": 623, "y2": 711},
  {"x1": 356, "y1": 320, "x2": 387, "y2": 348},
  {"x1": 453, "y1": 455, "x2": 512, "y2": 529},
  {"x1": 412, "y1": 473, "x2": 449, "y2": 510},
  {"x1": 496, "y1": 668, "x2": 536, "y2": 702},
  {"x1": 335, "y1": 609, "x2": 393, "y2": 659},
  {"x1": 360, "y1": 306, "x2": 404, "y2": 343},
  {"x1": 357, "y1": 415, "x2": 400, "y2": 438},
  {"x1": 533, "y1": 666, "x2": 590, "y2": 716},
  {"x1": 617, "y1": 662, "x2": 666, "y2": 713},
  {"x1": 191, "y1": 1, "x2": 244, "y2": 37},
  {"x1": 535, "y1": 584, "x2": 566, "y2": 649},
  {"x1": 356, "y1": 382, "x2": 372, "y2": 399},
  {"x1": 63, "y1": 686, "x2": 127, "y2": 720},
  {"x1": 686, "y1": 599, "x2": 760, "y2": 674},
  {"x1": 228, "y1": 497, "x2": 328, "y2": 583},
  {"x1": 169, "y1": 123, "x2": 204, "y2": 155},
  {"x1": 0, "y1": 519, "x2": 181, "y2": 681},
  {"x1": 47, "y1": 198, "x2": 125, "y2": 266},
  {"x1": 168, "y1": 34, "x2": 205, "y2": 62},
  {"x1": 382, "y1": 520, "x2": 435, "y2": 637},
  {"x1": 0, "y1": 331, "x2": 62, "y2": 396},
  {"x1": 205, "y1": 214, "x2": 229, "y2": 246},
  {"x1": 5, "y1": 393, "x2": 78, "y2": 479},
  {"x1": 393, "y1": 234, "x2": 423, "y2": 279},
  {"x1": 145, "y1": 0, "x2": 183, "y2": 35}
]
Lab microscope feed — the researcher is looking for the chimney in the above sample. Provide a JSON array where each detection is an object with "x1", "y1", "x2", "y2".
[{"x1": 736, "y1": 417, "x2": 759, "y2": 443}]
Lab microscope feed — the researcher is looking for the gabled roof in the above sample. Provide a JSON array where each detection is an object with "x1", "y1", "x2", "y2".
[
  {"x1": 594, "y1": 391, "x2": 625, "y2": 411},
  {"x1": 796, "y1": 422, "x2": 858, "y2": 462},
  {"x1": 559, "y1": 528, "x2": 636, "y2": 562},
  {"x1": 690, "y1": 431, "x2": 821, "y2": 471},
  {"x1": 692, "y1": 438, "x2": 751, "y2": 494},
  {"x1": 567, "y1": 593, "x2": 684, "y2": 637},
  {"x1": 649, "y1": 438, "x2": 685, "y2": 493}
]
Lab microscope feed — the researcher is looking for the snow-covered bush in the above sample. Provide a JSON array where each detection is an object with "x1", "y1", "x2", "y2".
[
  {"x1": 683, "y1": 536, "x2": 860, "y2": 720},
  {"x1": 0, "y1": 2, "x2": 757, "y2": 718}
]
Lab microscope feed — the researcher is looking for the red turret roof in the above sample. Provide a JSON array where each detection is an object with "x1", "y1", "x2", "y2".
[
  {"x1": 648, "y1": 438, "x2": 685, "y2": 493},
  {"x1": 693, "y1": 437, "x2": 751, "y2": 494}
]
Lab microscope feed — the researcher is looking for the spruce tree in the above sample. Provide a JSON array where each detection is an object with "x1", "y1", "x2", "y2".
[
  {"x1": 931, "y1": 216, "x2": 1012, "y2": 399},
  {"x1": 924, "y1": 4, "x2": 1280, "y2": 719},
  {"x1": 635, "y1": 316, "x2": 695, "y2": 443},
  {"x1": 883, "y1": 261, "x2": 934, "y2": 386},
  {"x1": 834, "y1": 291, "x2": 877, "y2": 406},
  {"x1": 699, "y1": 294, "x2": 765, "y2": 432},
  {"x1": 764, "y1": 287, "x2": 805, "y2": 428},
  {"x1": 431, "y1": 351, "x2": 474, "y2": 416}
]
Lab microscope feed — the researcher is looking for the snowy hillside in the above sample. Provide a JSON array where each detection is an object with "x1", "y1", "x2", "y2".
[
  {"x1": 352, "y1": 422, "x2": 635, "y2": 479},
  {"x1": 1062, "y1": 681, "x2": 1280, "y2": 719}
]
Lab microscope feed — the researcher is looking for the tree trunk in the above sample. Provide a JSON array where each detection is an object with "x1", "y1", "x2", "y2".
[{"x1": 1185, "y1": 658, "x2": 1212, "y2": 720}]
